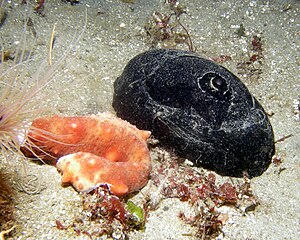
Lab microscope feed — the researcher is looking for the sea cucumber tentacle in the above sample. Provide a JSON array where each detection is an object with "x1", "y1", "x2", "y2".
[{"x1": 26, "y1": 112, "x2": 151, "y2": 196}]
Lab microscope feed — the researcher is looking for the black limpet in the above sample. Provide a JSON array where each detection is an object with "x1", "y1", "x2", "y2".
[{"x1": 113, "y1": 49, "x2": 275, "y2": 178}]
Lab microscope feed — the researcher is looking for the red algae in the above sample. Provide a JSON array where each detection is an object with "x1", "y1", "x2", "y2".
[
  {"x1": 25, "y1": 112, "x2": 151, "y2": 196},
  {"x1": 56, "y1": 185, "x2": 146, "y2": 238},
  {"x1": 148, "y1": 147, "x2": 259, "y2": 239}
]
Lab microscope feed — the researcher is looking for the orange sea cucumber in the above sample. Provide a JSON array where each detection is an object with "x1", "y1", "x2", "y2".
[{"x1": 26, "y1": 113, "x2": 151, "y2": 196}]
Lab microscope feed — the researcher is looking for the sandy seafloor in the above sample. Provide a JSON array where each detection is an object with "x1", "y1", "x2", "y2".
[{"x1": 0, "y1": 0, "x2": 299, "y2": 239}]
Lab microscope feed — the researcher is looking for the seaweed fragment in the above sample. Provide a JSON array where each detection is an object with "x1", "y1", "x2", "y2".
[
  {"x1": 236, "y1": 24, "x2": 246, "y2": 37},
  {"x1": 144, "y1": 0, "x2": 194, "y2": 51},
  {"x1": 34, "y1": 0, "x2": 45, "y2": 15},
  {"x1": 148, "y1": 147, "x2": 259, "y2": 239},
  {"x1": 237, "y1": 34, "x2": 264, "y2": 82},
  {"x1": 56, "y1": 185, "x2": 146, "y2": 238}
]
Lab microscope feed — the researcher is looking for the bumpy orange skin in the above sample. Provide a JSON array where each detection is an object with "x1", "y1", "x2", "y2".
[{"x1": 28, "y1": 113, "x2": 151, "y2": 196}]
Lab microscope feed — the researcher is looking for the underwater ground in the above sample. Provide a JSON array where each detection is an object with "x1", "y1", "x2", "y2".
[{"x1": 0, "y1": 0, "x2": 299, "y2": 239}]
